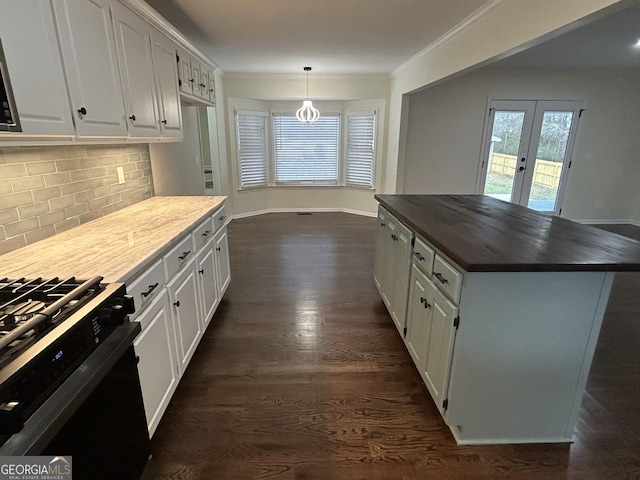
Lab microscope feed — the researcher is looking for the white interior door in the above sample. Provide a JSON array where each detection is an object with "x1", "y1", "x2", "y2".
[{"x1": 478, "y1": 100, "x2": 581, "y2": 214}]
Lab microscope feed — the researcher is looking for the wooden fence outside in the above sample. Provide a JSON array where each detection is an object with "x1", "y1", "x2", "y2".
[{"x1": 489, "y1": 153, "x2": 562, "y2": 189}]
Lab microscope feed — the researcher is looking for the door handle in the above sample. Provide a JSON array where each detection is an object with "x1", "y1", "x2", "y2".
[{"x1": 518, "y1": 166, "x2": 525, "y2": 171}]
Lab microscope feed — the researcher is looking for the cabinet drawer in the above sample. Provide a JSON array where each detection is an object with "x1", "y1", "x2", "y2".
[
  {"x1": 432, "y1": 255, "x2": 463, "y2": 303},
  {"x1": 193, "y1": 217, "x2": 214, "y2": 251},
  {"x1": 412, "y1": 236, "x2": 435, "y2": 274},
  {"x1": 164, "y1": 234, "x2": 195, "y2": 279},
  {"x1": 127, "y1": 259, "x2": 165, "y2": 319},
  {"x1": 212, "y1": 205, "x2": 227, "y2": 233}
]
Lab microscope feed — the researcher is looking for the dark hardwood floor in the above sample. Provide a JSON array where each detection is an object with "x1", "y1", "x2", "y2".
[{"x1": 145, "y1": 213, "x2": 640, "y2": 480}]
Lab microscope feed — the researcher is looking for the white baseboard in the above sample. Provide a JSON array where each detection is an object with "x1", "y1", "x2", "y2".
[
  {"x1": 578, "y1": 218, "x2": 640, "y2": 227},
  {"x1": 230, "y1": 208, "x2": 377, "y2": 221}
]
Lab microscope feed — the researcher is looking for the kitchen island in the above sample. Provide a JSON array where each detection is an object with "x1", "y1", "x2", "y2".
[{"x1": 374, "y1": 194, "x2": 640, "y2": 445}]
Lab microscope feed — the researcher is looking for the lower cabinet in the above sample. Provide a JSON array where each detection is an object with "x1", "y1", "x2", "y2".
[
  {"x1": 214, "y1": 226, "x2": 231, "y2": 298},
  {"x1": 167, "y1": 257, "x2": 202, "y2": 376},
  {"x1": 197, "y1": 238, "x2": 219, "y2": 328},
  {"x1": 133, "y1": 290, "x2": 178, "y2": 437},
  {"x1": 375, "y1": 207, "x2": 413, "y2": 334},
  {"x1": 406, "y1": 264, "x2": 458, "y2": 415},
  {"x1": 129, "y1": 203, "x2": 230, "y2": 436}
]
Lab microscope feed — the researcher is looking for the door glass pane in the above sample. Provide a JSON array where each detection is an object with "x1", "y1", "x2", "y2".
[
  {"x1": 526, "y1": 111, "x2": 573, "y2": 211},
  {"x1": 483, "y1": 111, "x2": 526, "y2": 202}
]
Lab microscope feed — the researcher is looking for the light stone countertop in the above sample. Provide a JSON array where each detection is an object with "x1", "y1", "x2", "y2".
[{"x1": 0, "y1": 196, "x2": 226, "y2": 283}]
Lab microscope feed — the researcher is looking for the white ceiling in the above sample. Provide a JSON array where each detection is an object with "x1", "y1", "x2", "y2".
[
  {"x1": 144, "y1": 0, "x2": 492, "y2": 74},
  {"x1": 144, "y1": 0, "x2": 640, "y2": 75}
]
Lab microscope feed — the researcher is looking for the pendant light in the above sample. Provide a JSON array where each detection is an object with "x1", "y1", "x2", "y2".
[{"x1": 296, "y1": 67, "x2": 320, "y2": 124}]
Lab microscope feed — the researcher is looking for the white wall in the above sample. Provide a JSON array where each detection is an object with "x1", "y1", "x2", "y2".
[
  {"x1": 149, "y1": 105, "x2": 206, "y2": 196},
  {"x1": 222, "y1": 74, "x2": 390, "y2": 217},
  {"x1": 402, "y1": 68, "x2": 640, "y2": 222},
  {"x1": 385, "y1": 0, "x2": 624, "y2": 194}
]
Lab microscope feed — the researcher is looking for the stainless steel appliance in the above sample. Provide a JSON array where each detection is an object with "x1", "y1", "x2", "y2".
[
  {"x1": 0, "y1": 39, "x2": 21, "y2": 132},
  {"x1": 0, "y1": 276, "x2": 151, "y2": 480}
]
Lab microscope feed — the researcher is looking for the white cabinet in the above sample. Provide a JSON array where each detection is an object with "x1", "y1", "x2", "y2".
[
  {"x1": 150, "y1": 30, "x2": 182, "y2": 138},
  {"x1": 197, "y1": 237, "x2": 219, "y2": 328},
  {"x1": 111, "y1": 1, "x2": 161, "y2": 137},
  {"x1": 214, "y1": 226, "x2": 231, "y2": 298},
  {"x1": 205, "y1": 68, "x2": 216, "y2": 104},
  {"x1": 132, "y1": 289, "x2": 178, "y2": 437},
  {"x1": 373, "y1": 207, "x2": 387, "y2": 292},
  {"x1": 406, "y1": 258, "x2": 458, "y2": 415},
  {"x1": 176, "y1": 49, "x2": 216, "y2": 106},
  {"x1": 376, "y1": 208, "x2": 413, "y2": 334},
  {"x1": 53, "y1": 0, "x2": 128, "y2": 137},
  {"x1": 405, "y1": 265, "x2": 431, "y2": 366},
  {"x1": 422, "y1": 276, "x2": 458, "y2": 414},
  {"x1": 167, "y1": 257, "x2": 202, "y2": 376},
  {"x1": 0, "y1": 2, "x2": 74, "y2": 136}
]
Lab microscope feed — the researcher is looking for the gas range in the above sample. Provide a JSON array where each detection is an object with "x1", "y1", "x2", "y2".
[{"x1": 0, "y1": 276, "x2": 134, "y2": 439}]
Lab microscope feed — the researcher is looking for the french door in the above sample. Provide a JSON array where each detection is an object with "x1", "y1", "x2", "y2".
[{"x1": 477, "y1": 100, "x2": 581, "y2": 214}]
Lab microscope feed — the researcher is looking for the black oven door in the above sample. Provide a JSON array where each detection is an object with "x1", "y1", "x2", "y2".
[{"x1": 0, "y1": 323, "x2": 151, "y2": 480}]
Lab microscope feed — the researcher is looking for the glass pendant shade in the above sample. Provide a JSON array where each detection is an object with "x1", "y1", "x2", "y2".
[
  {"x1": 296, "y1": 100, "x2": 320, "y2": 124},
  {"x1": 297, "y1": 67, "x2": 320, "y2": 124}
]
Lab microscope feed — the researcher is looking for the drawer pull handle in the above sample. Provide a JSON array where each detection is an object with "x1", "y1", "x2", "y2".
[
  {"x1": 433, "y1": 272, "x2": 448, "y2": 284},
  {"x1": 414, "y1": 252, "x2": 425, "y2": 261},
  {"x1": 141, "y1": 282, "x2": 159, "y2": 298},
  {"x1": 219, "y1": 216, "x2": 225, "y2": 222},
  {"x1": 420, "y1": 297, "x2": 431, "y2": 309},
  {"x1": 202, "y1": 230, "x2": 211, "y2": 237},
  {"x1": 178, "y1": 250, "x2": 191, "y2": 261},
  {"x1": 173, "y1": 301, "x2": 180, "y2": 308}
]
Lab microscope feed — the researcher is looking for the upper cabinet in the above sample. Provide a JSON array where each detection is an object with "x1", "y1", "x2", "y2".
[
  {"x1": 151, "y1": 30, "x2": 182, "y2": 138},
  {"x1": 0, "y1": 2, "x2": 75, "y2": 136},
  {"x1": 111, "y1": 1, "x2": 161, "y2": 137},
  {"x1": 177, "y1": 48, "x2": 216, "y2": 106},
  {"x1": 53, "y1": 0, "x2": 129, "y2": 137},
  {"x1": 0, "y1": 0, "x2": 216, "y2": 144}
]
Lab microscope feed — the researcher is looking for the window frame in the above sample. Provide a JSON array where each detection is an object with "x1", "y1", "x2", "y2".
[{"x1": 271, "y1": 111, "x2": 341, "y2": 187}]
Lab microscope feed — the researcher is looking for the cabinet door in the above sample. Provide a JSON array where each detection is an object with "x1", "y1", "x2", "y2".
[
  {"x1": 151, "y1": 30, "x2": 182, "y2": 138},
  {"x1": 406, "y1": 265, "x2": 432, "y2": 366},
  {"x1": 178, "y1": 51, "x2": 193, "y2": 95},
  {"x1": 191, "y1": 62, "x2": 203, "y2": 98},
  {"x1": 53, "y1": 0, "x2": 128, "y2": 137},
  {"x1": 0, "y1": 2, "x2": 74, "y2": 136},
  {"x1": 199, "y1": 68, "x2": 209, "y2": 99},
  {"x1": 373, "y1": 207, "x2": 387, "y2": 293},
  {"x1": 207, "y1": 69, "x2": 216, "y2": 104},
  {"x1": 423, "y1": 281, "x2": 458, "y2": 414},
  {"x1": 214, "y1": 226, "x2": 231, "y2": 297},
  {"x1": 133, "y1": 290, "x2": 178, "y2": 437},
  {"x1": 391, "y1": 219, "x2": 413, "y2": 331},
  {"x1": 111, "y1": 1, "x2": 160, "y2": 137},
  {"x1": 381, "y1": 218, "x2": 397, "y2": 310},
  {"x1": 197, "y1": 238, "x2": 219, "y2": 328},
  {"x1": 167, "y1": 260, "x2": 202, "y2": 376}
]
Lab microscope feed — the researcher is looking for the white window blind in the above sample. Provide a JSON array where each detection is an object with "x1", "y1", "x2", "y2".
[
  {"x1": 345, "y1": 111, "x2": 376, "y2": 188},
  {"x1": 273, "y1": 114, "x2": 340, "y2": 184},
  {"x1": 236, "y1": 111, "x2": 268, "y2": 189}
]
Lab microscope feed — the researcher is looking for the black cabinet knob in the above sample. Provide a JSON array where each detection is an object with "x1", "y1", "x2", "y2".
[
  {"x1": 173, "y1": 301, "x2": 180, "y2": 308},
  {"x1": 199, "y1": 269, "x2": 204, "y2": 275},
  {"x1": 161, "y1": 119, "x2": 168, "y2": 125},
  {"x1": 78, "y1": 107, "x2": 87, "y2": 115},
  {"x1": 129, "y1": 114, "x2": 136, "y2": 121}
]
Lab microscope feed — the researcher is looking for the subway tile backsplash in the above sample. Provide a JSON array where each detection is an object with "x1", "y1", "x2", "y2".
[{"x1": 0, "y1": 144, "x2": 154, "y2": 255}]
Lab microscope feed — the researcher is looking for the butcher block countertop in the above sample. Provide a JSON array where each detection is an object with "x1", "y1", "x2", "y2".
[
  {"x1": 375, "y1": 194, "x2": 640, "y2": 272},
  {"x1": 0, "y1": 196, "x2": 226, "y2": 283}
]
